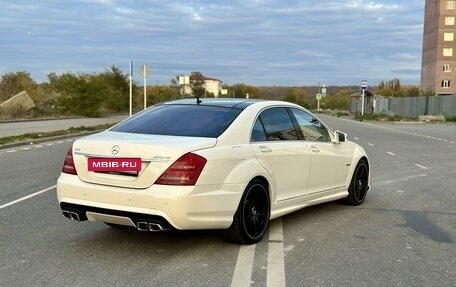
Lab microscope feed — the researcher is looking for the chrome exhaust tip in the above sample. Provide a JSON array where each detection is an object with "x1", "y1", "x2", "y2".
[
  {"x1": 148, "y1": 222, "x2": 164, "y2": 231},
  {"x1": 136, "y1": 221, "x2": 166, "y2": 231},
  {"x1": 69, "y1": 211, "x2": 81, "y2": 221},
  {"x1": 62, "y1": 210, "x2": 82, "y2": 221},
  {"x1": 137, "y1": 221, "x2": 149, "y2": 231},
  {"x1": 62, "y1": 210, "x2": 71, "y2": 219}
]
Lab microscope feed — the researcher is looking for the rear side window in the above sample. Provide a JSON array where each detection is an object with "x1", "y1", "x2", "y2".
[
  {"x1": 257, "y1": 107, "x2": 299, "y2": 141},
  {"x1": 111, "y1": 105, "x2": 241, "y2": 138}
]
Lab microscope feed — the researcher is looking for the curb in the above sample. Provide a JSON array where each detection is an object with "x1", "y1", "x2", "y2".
[
  {"x1": 0, "y1": 116, "x2": 84, "y2": 124},
  {"x1": 0, "y1": 131, "x2": 98, "y2": 150},
  {"x1": 0, "y1": 114, "x2": 128, "y2": 124}
]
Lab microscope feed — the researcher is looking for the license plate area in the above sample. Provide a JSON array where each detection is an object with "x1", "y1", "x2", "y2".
[{"x1": 88, "y1": 157, "x2": 142, "y2": 172}]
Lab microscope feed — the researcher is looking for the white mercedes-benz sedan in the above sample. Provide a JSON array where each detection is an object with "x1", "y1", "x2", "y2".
[{"x1": 57, "y1": 98, "x2": 370, "y2": 244}]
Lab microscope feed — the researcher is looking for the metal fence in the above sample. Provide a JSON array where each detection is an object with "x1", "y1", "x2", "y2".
[{"x1": 350, "y1": 95, "x2": 456, "y2": 117}]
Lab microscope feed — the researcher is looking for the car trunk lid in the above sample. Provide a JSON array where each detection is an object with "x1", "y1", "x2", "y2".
[{"x1": 72, "y1": 131, "x2": 216, "y2": 189}]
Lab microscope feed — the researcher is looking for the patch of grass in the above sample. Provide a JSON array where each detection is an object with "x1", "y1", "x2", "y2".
[
  {"x1": 445, "y1": 115, "x2": 456, "y2": 122},
  {"x1": 0, "y1": 123, "x2": 114, "y2": 145},
  {"x1": 354, "y1": 113, "x2": 417, "y2": 122}
]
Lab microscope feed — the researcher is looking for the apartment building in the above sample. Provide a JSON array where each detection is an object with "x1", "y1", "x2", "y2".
[{"x1": 421, "y1": 0, "x2": 456, "y2": 95}]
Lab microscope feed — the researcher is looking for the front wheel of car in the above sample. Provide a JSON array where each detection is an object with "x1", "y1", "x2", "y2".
[
  {"x1": 344, "y1": 160, "x2": 369, "y2": 206},
  {"x1": 223, "y1": 179, "x2": 270, "y2": 244}
]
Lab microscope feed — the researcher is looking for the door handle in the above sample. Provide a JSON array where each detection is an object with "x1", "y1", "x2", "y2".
[
  {"x1": 310, "y1": 145, "x2": 320, "y2": 153},
  {"x1": 259, "y1": 146, "x2": 272, "y2": 153}
]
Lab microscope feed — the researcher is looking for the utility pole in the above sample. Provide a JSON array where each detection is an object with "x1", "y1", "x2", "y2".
[
  {"x1": 361, "y1": 80, "x2": 368, "y2": 115},
  {"x1": 139, "y1": 64, "x2": 151, "y2": 110},
  {"x1": 129, "y1": 61, "x2": 133, "y2": 117}
]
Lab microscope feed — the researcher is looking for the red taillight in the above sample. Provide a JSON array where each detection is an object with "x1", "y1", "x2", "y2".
[
  {"x1": 62, "y1": 147, "x2": 77, "y2": 175},
  {"x1": 155, "y1": 153, "x2": 207, "y2": 186}
]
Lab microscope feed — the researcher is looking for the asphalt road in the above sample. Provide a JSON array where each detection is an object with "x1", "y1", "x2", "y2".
[
  {"x1": 0, "y1": 115, "x2": 128, "y2": 137},
  {"x1": 0, "y1": 116, "x2": 455, "y2": 286}
]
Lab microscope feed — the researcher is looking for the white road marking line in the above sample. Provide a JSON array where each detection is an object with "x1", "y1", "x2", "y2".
[
  {"x1": 34, "y1": 145, "x2": 43, "y2": 148},
  {"x1": 21, "y1": 147, "x2": 31, "y2": 150},
  {"x1": 46, "y1": 143, "x2": 54, "y2": 146},
  {"x1": 354, "y1": 137, "x2": 359, "y2": 140},
  {"x1": 397, "y1": 190, "x2": 404, "y2": 194},
  {"x1": 6, "y1": 149, "x2": 17, "y2": 153},
  {"x1": 380, "y1": 174, "x2": 427, "y2": 185},
  {"x1": 362, "y1": 123, "x2": 454, "y2": 144},
  {"x1": 367, "y1": 143, "x2": 374, "y2": 146},
  {"x1": 57, "y1": 141, "x2": 64, "y2": 144},
  {"x1": 387, "y1": 152, "x2": 395, "y2": 156},
  {"x1": 267, "y1": 218, "x2": 286, "y2": 287},
  {"x1": 415, "y1": 164, "x2": 428, "y2": 170},
  {"x1": 0, "y1": 185, "x2": 56, "y2": 210},
  {"x1": 231, "y1": 244, "x2": 256, "y2": 287}
]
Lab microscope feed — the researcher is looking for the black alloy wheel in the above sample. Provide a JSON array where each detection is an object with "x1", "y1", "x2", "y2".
[
  {"x1": 223, "y1": 179, "x2": 270, "y2": 244},
  {"x1": 344, "y1": 160, "x2": 369, "y2": 206}
]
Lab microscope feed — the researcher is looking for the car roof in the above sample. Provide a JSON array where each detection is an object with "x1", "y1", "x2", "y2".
[{"x1": 162, "y1": 98, "x2": 265, "y2": 110}]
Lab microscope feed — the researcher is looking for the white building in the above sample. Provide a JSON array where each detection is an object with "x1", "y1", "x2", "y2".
[{"x1": 182, "y1": 75, "x2": 223, "y2": 97}]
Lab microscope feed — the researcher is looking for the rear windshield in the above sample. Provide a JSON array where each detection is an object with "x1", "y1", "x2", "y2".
[{"x1": 111, "y1": 104, "x2": 242, "y2": 138}]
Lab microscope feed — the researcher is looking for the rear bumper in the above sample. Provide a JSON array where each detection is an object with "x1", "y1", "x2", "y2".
[{"x1": 57, "y1": 173, "x2": 244, "y2": 230}]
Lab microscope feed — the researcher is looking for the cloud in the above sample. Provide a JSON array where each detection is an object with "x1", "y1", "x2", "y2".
[{"x1": 0, "y1": 0, "x2": 425, "y2": 86}]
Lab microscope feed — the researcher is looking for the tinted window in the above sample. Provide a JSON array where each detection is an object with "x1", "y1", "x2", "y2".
[
  {"x1": 251, "y1": 118, "x2": 267, "y2": 142},
  {"x1": 111, "y1": 105, "x2": 241, "y2": 138},
  {"x1": 259, "y1": 107, "x2": 299, "y2": 141},
  {"x1": 290, "y1": 108, "x2": 330, "y2": 142}
]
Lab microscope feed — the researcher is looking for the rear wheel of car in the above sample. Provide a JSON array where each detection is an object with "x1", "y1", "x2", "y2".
[
  {"x1": 344, "y1": 160, "x2": 369, "y2": 205},
  {"x1": 223, "y1": 179, "x2": 270, "y2": 244}
]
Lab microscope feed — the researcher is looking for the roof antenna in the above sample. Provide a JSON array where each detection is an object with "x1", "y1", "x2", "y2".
[{"x1": 196, "y1": 96, "x2": 202, "y2": 105}]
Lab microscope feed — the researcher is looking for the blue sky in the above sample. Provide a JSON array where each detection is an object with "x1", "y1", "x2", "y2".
[{"x1": 0, "y1": 0, "x2": 424, "y2": 86}]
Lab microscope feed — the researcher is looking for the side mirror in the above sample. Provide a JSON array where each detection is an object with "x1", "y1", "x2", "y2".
[{"x1": 334, "y1": 130, "x2": 347, "y2": 143}]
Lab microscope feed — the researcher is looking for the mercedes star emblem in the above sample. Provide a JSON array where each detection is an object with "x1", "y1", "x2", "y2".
[{"x1": 111, "y1": 145, "x2": 120, "y2": 155}]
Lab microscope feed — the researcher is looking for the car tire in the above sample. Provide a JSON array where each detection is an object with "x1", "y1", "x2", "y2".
[
  {"x1": 344, "y1": 160, "x2": 369, "y2": 206},
  {"x1": 223, "y1": 179, "x2": 270, "y2": 244}
]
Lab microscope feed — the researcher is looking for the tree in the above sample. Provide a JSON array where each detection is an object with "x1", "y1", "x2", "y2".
[
  {"x1": 421, "y1": 88, "x2": 436, "y2": 97},
  {"x1": 50, "y1": 72, "x2": 103, "y2": 117},
  {"x1": 97, "y1": 66, "x2": 132, "y2": 112},
  {"x1": 281, "y1": 88, "x2": 310, "y2": 108},
  {"x1": 0, "y1": 71, "x2": 36, "y2": 102},
  {"x1": 144, "y1": 85, "x2": 181, "y2": 106},
  {"x1": 230, "y1": 84, "x2": 264, "y2": 99},
  {"x1": 321, "y1": 89, "x2": 351, "y2": 110},
  {"x1": 375, "y1": 78, "x2": 404, "y2": 97},
  {"x1": 190, "y1": 71, "x2": 206, "y2": 98},
  {"x1": 404, "y1": 86, "x2": 420, "y2": 97}
]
